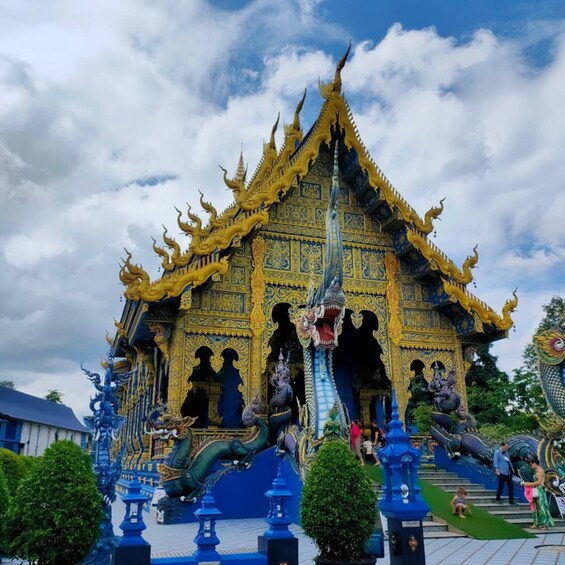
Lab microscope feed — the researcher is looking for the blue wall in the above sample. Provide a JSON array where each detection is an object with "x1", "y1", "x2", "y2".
[
  {"x1": 434, "y1": 447, "x2": 526, "y2": 502},
  {"x1": 158, "y1": 447, "x2": 304, "y2": 524},
  {"x1": 0, "y1": 417, "x2": 23, "y2": 454}
]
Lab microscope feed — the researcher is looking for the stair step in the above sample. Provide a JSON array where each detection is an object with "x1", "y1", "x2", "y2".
[
  {"x1": 473, "y1": 503, "x2": 530, "y2": 511},
  {"x1": 428, "y1": 483, "x2": 489, "y2": 490},
  {"x1": 488, "y1": 511, "x2": 534, "y2": 520},
  {"x1": 469, "y1": 497, "x2": 516, "y2": 504},
  {"x1": 421, "y1": 520, "x2": 449, "y2": 532}
]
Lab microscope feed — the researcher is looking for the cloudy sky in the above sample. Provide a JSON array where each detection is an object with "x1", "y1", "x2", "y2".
[{"x1": 1, "y1": 0, "x2": 564, "y2": 420}]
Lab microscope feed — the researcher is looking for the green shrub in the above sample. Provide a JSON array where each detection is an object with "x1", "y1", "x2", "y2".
[
  {"x1": 5, "y1": 440, "x2": 103, "y2": 565},
  {"x1": 0, "y1": 467, "x2": 9, "y2": 556},
  {"x1": 300, "y1": 441, "x2": 377, "y2": 560},
  {"x1": 0, "y1": 448, "x2": 28, "y2": 495}
]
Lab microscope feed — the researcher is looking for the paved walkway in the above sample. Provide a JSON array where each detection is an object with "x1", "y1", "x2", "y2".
[{"x1": 112, "y1": 497, "x2": 565, "y2": 564}]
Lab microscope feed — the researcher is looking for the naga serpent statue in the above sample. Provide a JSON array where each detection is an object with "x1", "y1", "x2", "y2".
[
  {"x1": 146, "y1": 395, "x2": 268, "y2": 499},
  {"x1": 280, "y1": 142, "x2": 348, "y2": 475},
  {"x1": 429, "y1": 363, "x2": 565, "y2": 495},
  {"x1": 535, "y1": 314, "x2": 565, "y2": 419}
]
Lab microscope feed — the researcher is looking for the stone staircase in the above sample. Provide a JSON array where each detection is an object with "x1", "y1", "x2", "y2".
[{"x1": 419, "y1": 468, "x2": 565, "y2": 533}]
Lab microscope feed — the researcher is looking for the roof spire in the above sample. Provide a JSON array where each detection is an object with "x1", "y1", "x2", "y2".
[
  {"x1": 333, "y1": 39, "x2": 352, "y2": 94},
  {"x1": 293, "y1": 88, "x2": 307, "y2": 131},
  {"x1": 319, "y1": 40, "x2": 352, "y2": 99},
  {"x1": 234, "y1": 144, "x2": 246, "y2": 182},
  {"x1": 268, "y1": 113, "x2": 280, "y2": 150}
]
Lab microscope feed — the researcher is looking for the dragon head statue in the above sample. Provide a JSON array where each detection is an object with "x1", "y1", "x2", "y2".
[{"x1": 295, "y1": 276, "x2": 345, "y2": 349}]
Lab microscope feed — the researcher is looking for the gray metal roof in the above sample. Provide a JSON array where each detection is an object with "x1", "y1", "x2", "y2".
[{"x1": 0, "y1": 387, "x2": 89, "y2": 433}]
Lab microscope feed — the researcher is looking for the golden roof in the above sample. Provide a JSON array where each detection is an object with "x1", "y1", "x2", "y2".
[{"x1": 118, "y1": 44, "x2": 516, "y2": 332}]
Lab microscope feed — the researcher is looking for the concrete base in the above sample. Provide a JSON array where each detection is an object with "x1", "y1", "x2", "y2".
[
  {"x1": 387, "y1": 518, "x2": 426, "y2": 565},
  {"x1": 113, "y1": 542, "x2": 151, "y2": 565},
  {"x1": 258, "y1": 534, "x2": 299, "y2": 565}
]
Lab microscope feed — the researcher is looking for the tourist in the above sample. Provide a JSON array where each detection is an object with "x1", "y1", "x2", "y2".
[
  {"x1": 369, "y1": 421, "x2": 381, "y2": 465},
  {"x1": 363, "y1": 436, "x2": 377, "y2": 465},
  {"x1": 350, "y1": 419, "x2": 364, "y2": 465},
  {"x1": 493, "y1": 441, "x2": 516, "y2": 505},
  {"x1": 520, "y1": 455, "x2": 554, "y2": 530},
  {"x1": 451, "y1": 487, "x2": 468, "y2": 518}
]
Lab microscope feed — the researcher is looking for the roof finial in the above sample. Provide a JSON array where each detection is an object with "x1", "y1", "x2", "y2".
[
  {"x1": 293, "y1": 88, "x2": 307, "y2": 131},
  {"x1": 333, "y1": 39, "x2": 352, "y2": 94},
  {"x1": 234, "y1": 145, "x2": 246, "y2": 183},
  {"x1": 269, "y1": 113, "x2": 280, "y2": 150}
]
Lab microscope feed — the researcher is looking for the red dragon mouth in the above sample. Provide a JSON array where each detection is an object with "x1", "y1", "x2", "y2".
[{"x1": 315, "y1": 304, "x2": 342, "y2": 346}]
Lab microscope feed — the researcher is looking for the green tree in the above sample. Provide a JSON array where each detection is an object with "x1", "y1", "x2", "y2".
[
  {"x1": 0, "y1": 380, "x2": 15, "y2": 389},
  {"x1": 0, "y1": 448, "x2": 28, "y2": 496},
  {"x1": 301, "y1": 441, "x2": 377, "y2": 561},
  {"x1": 44, "y1": 389, "x2": 63, "y2": 404},
  {"x1": 511, "y1": 295, "x2": 564, "y2": 419},
  {"x1": 5, "y1": 440, "x2": 103, "y2": 565},
  {"x1": 466, "y1": 344, "x2": 512, "y2": 427}
]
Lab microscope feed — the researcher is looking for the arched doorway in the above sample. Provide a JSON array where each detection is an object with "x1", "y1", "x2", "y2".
[
  {"x1": 405, "y1": 359, "x2": 432, "y2": 433},
  {"x1": 332, "y1": 310, "x2": 390, "y2": 427},
  {"x1": 266, "y1": 303, "x2": 304, "y2": 423},
  {"x1": 180, "y1": 347, "x2": 245, "y2": 429}
]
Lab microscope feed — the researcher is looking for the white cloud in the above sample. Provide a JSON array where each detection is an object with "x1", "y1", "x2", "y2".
[{"x1": 0, "y1": 5, "x2": 563, "y2": 419}]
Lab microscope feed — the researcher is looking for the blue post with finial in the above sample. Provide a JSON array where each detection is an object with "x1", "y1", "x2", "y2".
[
  {"x1": 378, "y1": 389, "x2": 428, "y2": 564},
  {"x1": 193, "y1": 484, "x2": 222, "y2": 562},
  {"x1": 258, "y1": 460, "x2": 298, "y2": 565},
  {"x1": 114, "y1": 474, "x2": 151, "y2": 564},
  {"x1": 81, "y1": 352, "x2": 128, "y2": 565}
]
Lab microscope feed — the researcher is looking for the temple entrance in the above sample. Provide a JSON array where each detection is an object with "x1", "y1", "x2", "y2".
[
  {"x1": 332, "y1": 310, "x2": 390, "y2": 428},
  {"x1": 405, "y1": 360, "x2": 433, "y2": 433},
  {"x1": 266, "y1": 303, "x2": 304, "y2": 422},
  {"x1": 181, "y1": 347, "x2": 244, "y2": 428}
]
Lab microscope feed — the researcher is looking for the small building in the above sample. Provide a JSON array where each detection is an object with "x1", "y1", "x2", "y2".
[{"x1": 0, "y1": 388, "x2": 89, "y2": 456}]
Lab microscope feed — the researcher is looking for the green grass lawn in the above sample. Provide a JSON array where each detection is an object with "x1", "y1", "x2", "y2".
[{"x1": 365, "y1": 466, "x2": 534, "y2": 540}]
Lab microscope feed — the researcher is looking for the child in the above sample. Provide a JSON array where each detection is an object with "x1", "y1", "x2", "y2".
[
  {"x1": 451, "y1": 487, "x2": 468, "y2": 518},
  {"x1": 363, "y1": 437, "x2": 377, "y2": 464}
]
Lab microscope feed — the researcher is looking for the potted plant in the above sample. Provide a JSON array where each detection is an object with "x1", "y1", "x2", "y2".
[{"x1": 301, "y1": 441, "x2": 377, "y2": 564}]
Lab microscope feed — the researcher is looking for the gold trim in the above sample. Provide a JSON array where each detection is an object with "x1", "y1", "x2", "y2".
[
  {"x1": 385, "y1": 251, "x2": 402, "y2": 345},
  {"x1": 443, "y1": 283, "x2": 518, "y2": 331},
  {"x1": 406, "y1": 229, "x2": 478, "y2": 284},
  {"x1": 120, "y1": 251, "x2": 229, "y2": 302}
]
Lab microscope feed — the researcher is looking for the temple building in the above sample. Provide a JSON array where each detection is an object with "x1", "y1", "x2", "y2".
[{"x1": 110, "y1": 50, "x2": 517, "y2": 477}]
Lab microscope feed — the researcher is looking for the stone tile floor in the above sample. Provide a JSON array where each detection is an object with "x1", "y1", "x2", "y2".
[{"x1": 111, "y1": 497, "x2": 565, "y2": 564}]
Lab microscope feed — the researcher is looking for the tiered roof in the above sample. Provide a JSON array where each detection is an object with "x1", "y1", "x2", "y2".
[{"x1": 117, "y1": 44, "x2": 517, "y2": 345}]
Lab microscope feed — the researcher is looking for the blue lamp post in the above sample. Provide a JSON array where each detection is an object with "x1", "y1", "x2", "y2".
[
  {"x1": 115, "y1": 475, "x2": 151, "y2": 564},
  {"x1": 264, "y1": 462, "x2": 294, "y2": 539},
  {"x1": 378, "y1": 389, "x2": 428, "y2": 564},
  {"x1": 258, "y1": 460, "x2": 298, "y2": 565},
  {"x1": 193, "y1": 485, "x2": 222, "y2": 561}
]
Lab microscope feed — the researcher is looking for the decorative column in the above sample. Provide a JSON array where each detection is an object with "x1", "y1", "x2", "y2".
[
  {"x1": 250, "y1": 236, "x2": 267, "y2": 403},
  {"x1": 114, "y1": 476, "x2": 151, "y2": 565},
  {"x1": 385, "y1": 251, "x2": 408, "y2": 422},
  {"x1": 193, "y1": 485, "x2": 222, "y2": 562},
  {"x1": 81, "y1": 353, "x2": 127, "y2": 565},
  {"x1": 378, "y1": 389, "x2": 428, "y2": 565},
  {"x1": 258, "y1": 461, "x2": 298, "y2": 565}
]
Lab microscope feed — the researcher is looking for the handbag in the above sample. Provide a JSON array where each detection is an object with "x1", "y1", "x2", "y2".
[{"x1": 531, "y1": 487, "x2": 539, "y2": 498}]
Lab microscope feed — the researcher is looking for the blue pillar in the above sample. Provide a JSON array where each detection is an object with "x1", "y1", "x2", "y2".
[
  {"x1": 258, "y1": 460, "x2": 298, "y2": 565},
  {"x1": 375, "y1": 396, "x2": 385, "y2": 430},
  {"x1": 114, "y1": 476, "x2": 151, "y2": 565},
  {"x1": 193, "y1": 485, "x2": 222, "y2": 562},
  {"x1": 378, "y1": 389, "x2": 428, "y2": 565}
]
